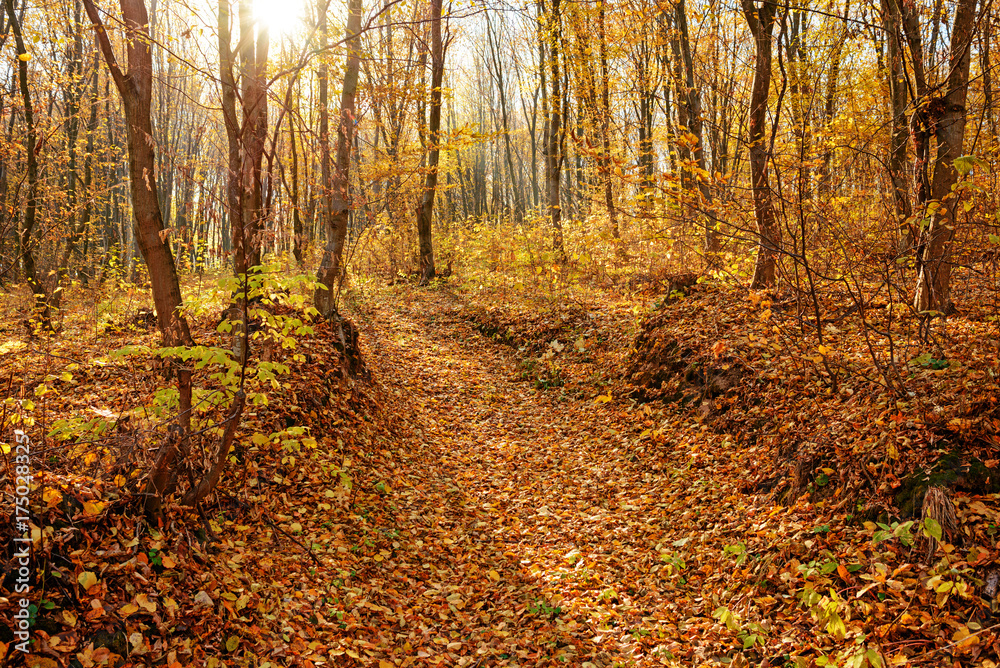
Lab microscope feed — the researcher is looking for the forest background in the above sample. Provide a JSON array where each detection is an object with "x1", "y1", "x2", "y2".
[{"x1": 2, "y1": 0, "x2": 1000, "y2": 664}]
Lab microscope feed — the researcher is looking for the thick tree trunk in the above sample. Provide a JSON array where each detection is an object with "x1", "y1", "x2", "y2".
[
  {"x1": 237, "y1": 0, "x2": 268, "y2": 271},
  {"x1": 416, "y1": 0, "x2": 445, "y2": 285},
  {"x1": 218, "y1": 0, "x2": 244, "y2": 274},
  {"x1": 314, "y1": 0, "x2": 363, "y2": 314},
  {"x1": 82, "y1": 0, "x2": 192, "y2": 345},
  {"x1": 913, "y1": 0, "x2": 978, "y2": 314},
  {"x1": 742, "y1": 0, "x2": 780, "y2": 289}
]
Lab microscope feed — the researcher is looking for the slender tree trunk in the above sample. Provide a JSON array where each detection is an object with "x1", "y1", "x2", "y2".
[
  {"x1": 314, "y1": 0, "x2": 363, "y2": 314},
  {"x1": 486, "y1": 15, "x2": 524, "y2": 225},
  {"x1": 597, "y1": 0, "x2": 623, "y2": 256},
  {"x1": 675, "y1": 0, "x2": 717, "y2": 258},
  {"x1": 817, "y1": 0, "x2": 849, "y2": 196},
  {"x1": 6, "y1": 0, "x2": 52, "y2": 330},
  {"x1": 290, "y1": 85, "x2": 304, "y2": 264},
  {"x1": 56, "y1": 45, "x2": 101, "y2": 300},
  {"x1": 317, "y1": 0, "x2": 330, "y2": 252},
  {"x1": 542, "y1": 0, "x2": 566, "y2": 260},
  {"x1": 881, "y1": 0, "x2": 913, "y2": 252}
]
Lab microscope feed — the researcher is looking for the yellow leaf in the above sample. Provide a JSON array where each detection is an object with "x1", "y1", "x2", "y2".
[
  {"x1": 82, "y1": 501, "x2": 105, "y2": 516},
  {"x1": 136, "y1": 593, "x2": 156, "y2": 612},
  {"x1": 78, "y1": 571, "x2": 98, "y2": 591},
  {"x1": 17, "y1": 53, "x2": 30, "y2": 61},
  {"x1": 488, "y1": 569, "x2": 500, "y2": 581},
  {"x1": 594, "y1": 393, "x2": 612, "y2": 404},
  {"x1": 120, "y1": 603, "x2": 139, "y2": 615},
  {"x1": 952, "y1": 625, "x2": 979, "y2": 650},
  {"x1": 380, "y1": 662, "x2": 395, "y2": 668},
  {"x1": 43, "y1": 488, "x2": 62, "y2": 508},
  {"x1": 62, "y1": 609, "x2": 77, "y2": 626}
]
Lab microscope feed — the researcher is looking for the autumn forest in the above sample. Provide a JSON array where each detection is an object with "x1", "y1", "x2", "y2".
[{"x1": 2, "y1": 0, "x2": 1000, "y2": 663}]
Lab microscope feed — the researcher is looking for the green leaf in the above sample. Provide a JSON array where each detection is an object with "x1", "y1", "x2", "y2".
[
  {"x1": 923, "y1": 516, "x2": 943, "y2": 541},
  {"x1": 954, "y1": 155, "x2": 976, "y2": 176}
]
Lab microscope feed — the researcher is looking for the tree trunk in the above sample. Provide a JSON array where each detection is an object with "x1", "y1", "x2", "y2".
[
  {"x1": 55, "y1": 44, "x2": 101, "y2": 303},
  {"x1": 82, "y1": 0, "x2": 192, "y2": 345},
  {"x1": 881, "y1": 0, "x2": 913, "y2": 253},
  {"x1": 675, "y1": 0, "x2": 717, "y2": 258},
  {"x1": 542, "y1": 0, "x2": 566, "y2": 260},
  {"x1": 218, "y1": 0, "x2": 244, "y2": 274},
  {"x1": 597, "y1": 0, "x2": 623, "y2": 256},
  {"x1": 416, "y1": 0, "x2": 445, "y2": 285},
  {"x1": 816, "y1": 0, "x2": 849, "y2": 196},
  {"x1": 289, "y1": 85, "x2": 304, "y2": 264},
  {"x1": 237, "y1": 0, "x2": 268, "y2": 271},
  {"x1": 742, "y1": 0, "x2": 780, "y2": 289},
  {"x1": 5, "y1": 0, "x2": 52, "y2": 330},
  {"x1": 314, "y1": 0, "x2": 363, "y2": 314},
  {"x1": 913, "y1": 0, "x2": 978, "y2": 314}
]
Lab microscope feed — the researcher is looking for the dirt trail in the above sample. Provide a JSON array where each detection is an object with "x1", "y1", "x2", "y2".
[{"x1": 344, "y1": 288, "x2": 734, "y2": 666}]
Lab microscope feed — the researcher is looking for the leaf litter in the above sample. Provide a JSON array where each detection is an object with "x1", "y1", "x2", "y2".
[{"x1": 3, "y1": 279, "x2": 1000, "y2": 667}]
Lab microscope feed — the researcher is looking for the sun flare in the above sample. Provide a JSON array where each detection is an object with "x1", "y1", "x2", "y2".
[{"x1": 254, "y1": 0, "x2": 309, "y2": 37}]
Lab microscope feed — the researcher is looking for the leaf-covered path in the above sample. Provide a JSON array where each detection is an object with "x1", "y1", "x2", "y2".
[{"x1": 348, "y1": 287, "x2": 735, "y2": 666}]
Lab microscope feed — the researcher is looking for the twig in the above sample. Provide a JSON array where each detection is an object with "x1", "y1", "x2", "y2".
[{"x1": 261, "y1": 514, "x2": 322, "y2": 566}]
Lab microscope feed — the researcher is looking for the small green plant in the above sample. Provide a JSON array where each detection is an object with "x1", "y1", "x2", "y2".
[
  {"x1": 911, "y1": 352, "x2": 949, "y2": 370},
  {"x1": 723, "y1": 541, "x2": 748, "y2": 566},
  {"x1": 528, "y1": 597, "x2": 562, "y2": 618},
  {"x1": 518, "y1": 356, "x2": 565, "y2": 390},
  {"x1": 872, "y1": 520, "x2": 915, "y2": 546}
]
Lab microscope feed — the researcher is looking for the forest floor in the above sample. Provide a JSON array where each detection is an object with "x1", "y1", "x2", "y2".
[{"x1": 3, "y1": 275, "x2": 1000, "y2": 667}]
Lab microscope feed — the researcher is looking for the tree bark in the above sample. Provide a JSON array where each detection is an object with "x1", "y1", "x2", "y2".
[
  {"x1": 82, "y1": 0, "x2": 192, "y2": 344},
  {"x1": 416, "y1": 0, "x2": 445, "y2": 285},
  {"x1": 314, "y1": 0, "x2": 363, "y2": 314},
  {"x1": 881, "y1": 0, "x2": 913, "y2": 252},
  {"x1": 913, "y1": 0, "x2": 978, "y2": 314},
  {"x1": 816, "y1": 0, "x2": 849, "y2": 196},
  {"x1": 5, "y1": 0, "x2": 52, "y2": 330},
  {"x1": 542, "y1": 0, "x2": 566, "y2": 260},
  {"x1": 742, "y1": 0, "x2": 780, "y2": 289},
  {"x1": 675, "y1": 0, "x2": 717, "y2": 258}
]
